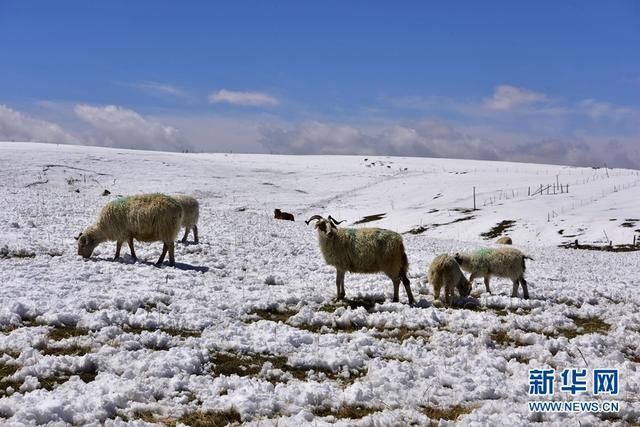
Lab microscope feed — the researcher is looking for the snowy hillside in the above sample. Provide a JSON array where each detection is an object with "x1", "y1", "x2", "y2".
[{"x1": 0, "y1": 142, "x2": 639, "y2": 426}]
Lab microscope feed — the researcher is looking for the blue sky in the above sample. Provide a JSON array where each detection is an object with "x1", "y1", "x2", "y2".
[{"x1": 1, "y1": 1, "x2": 639, "y2": 167}]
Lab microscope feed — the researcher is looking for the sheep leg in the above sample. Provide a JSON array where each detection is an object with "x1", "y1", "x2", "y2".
[
  {"x1": 168, "y1": 242, "x2": 175, "y2": 267},
  {"x1": 433, "y1": 280, "x2": 441, "y2": 300},
  {"x1": 520, "y1": 277, "x2": 530, "y2": 299},
  {"x1": 483, "y1": 276, "x2": 492, "y2": 294},
  {"x1": 181, "y1": 227, "x2": 189, "y2": 243},
  {"x1": 114, "y1": 241, "x2": 122, "y2": 260},
  {"x1": 156, "y1": 243, "x2": 168, "y2": 267},
  {"x1": 401, "y1": 273, "x2": 415, "y2": 305},
  {"x1": 335, "y1": 270, "x2": 345, "y2": 300},
  {"x1": 392, "y1": 278, "x2": 400, "y2": 302},
  {"x1": 511, "y1": 280, "x2": 519, "y2": 298},
  {"x1": 193, "y1": 225, "x2": 199, "y2": 244},
  {"x1": 127, "y1": 237, "x2": 137, "y2": 261}
]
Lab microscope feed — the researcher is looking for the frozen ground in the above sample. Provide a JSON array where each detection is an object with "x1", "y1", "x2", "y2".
[{"x1": 0, "y1": 142, "x2": 639, "y2": 426}]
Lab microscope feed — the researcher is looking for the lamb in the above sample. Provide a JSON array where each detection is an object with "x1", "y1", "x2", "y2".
[
  {"x1": 454, "y1": 247, "x2": 532, "y2": 299},
  {"x1": 76, "y1": 193, "x2": 183, "y2": 267},
  {"x1": 427, "y1": 254, "x2": 472, "y2": 306},
  {"x1": 173, "y1": 194, "x2": 200, "y2": 243},
  {"x1": 305, "y1": 215, "x2": 415, "y2": 304},
  {"x1": 274, "y1": 209, "x2": 295, "y2": 221},
  {"x1": 495, "y1": 236, "x2": 512, "y2": 245}
]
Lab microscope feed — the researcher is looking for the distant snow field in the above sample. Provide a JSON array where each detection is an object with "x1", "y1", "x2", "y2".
[{"x1": 1, "y1": 142, "x2": 639, "y2": 426}]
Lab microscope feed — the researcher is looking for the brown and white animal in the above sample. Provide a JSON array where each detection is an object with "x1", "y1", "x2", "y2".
[
  {"x1": 427, "y1": 254, "x2": 471, "y2": 306},
  {"x1": 76, "y1": 193, "x2": 183, "y2": 267},
  {"x1": 306, "y1": 215, "x2": 415, "y2": 304},
  {"x1": 173, "y1": 194, "x2": 200, "y2": 243},
  {"x1": 495, "y1": 236, "x2": 512, "y2": 245},
  {"x1": 454, "y1": 247, "x2": 532, "y2": 299},
  {"x1": 274, "y1": 209, "x2": 295, "y2": 221}
]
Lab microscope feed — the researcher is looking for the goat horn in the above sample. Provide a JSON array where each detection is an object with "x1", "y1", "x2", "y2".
[
  {"x1": 305, "y1": 215, "x2": 324, "y2": 225},
  {"x1": 74, "y1": 232, "x2": 83, "y2": 240},
  {"x1": 328, "y1": 215, "x2": 345, "y2": 225}
]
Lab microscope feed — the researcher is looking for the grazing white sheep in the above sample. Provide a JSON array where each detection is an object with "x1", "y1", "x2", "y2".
[
  {"x1": 427, "y1": 254, "x2": 471, "y2": 306},
  {"x1": 454, "y1": 247, "x2": 532, "y2": 299},
  {"x1": 173, "y1": 194, "x2": 200, "y2": 243},
  {"x1": 306, "y1": 215, "x2": 415, "y2": 304},
  {"x1": 76, "y1": 193, "x2": 183, "y2": 267}
]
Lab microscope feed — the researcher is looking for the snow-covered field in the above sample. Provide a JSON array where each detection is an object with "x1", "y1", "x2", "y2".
[{"x1": 1, "y1": 141, "x2": 639, "y2": 426}]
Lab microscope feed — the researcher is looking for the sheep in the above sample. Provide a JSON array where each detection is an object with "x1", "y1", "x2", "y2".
[
  {"x1": 173, "y1": 194, "x2": 200, "y2": 243},
  {"x1": 454, "y1": 247, "x2": 532, "y2": 299},
  {"x1": 427, "y1": 254, "x2": 472, "y2": 306},
  {"x1": 76, "y1": 193, "x2": 183, "y2": 267},
  {"x1": 274, "y1": 208, "x2": 295, "y2": 221},
  {"x1": 495, "y1": 236, "x2": 512, "y2": 245},
  {"x1": 305, "y1": 215, "x2": 415, "y2": 304}
]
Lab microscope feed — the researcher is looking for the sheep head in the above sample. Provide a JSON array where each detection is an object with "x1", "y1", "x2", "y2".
[
  {"x1": 305, "y1": 215, "x2": 340, "y2": 238},
  {"x1": 76, "y1": 231, "x2": 97, "y2": 258}
]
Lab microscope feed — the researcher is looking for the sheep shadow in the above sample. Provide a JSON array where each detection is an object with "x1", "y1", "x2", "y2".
[{"x1": 87, "y1": 257, "x2": 209, "y2": 272}]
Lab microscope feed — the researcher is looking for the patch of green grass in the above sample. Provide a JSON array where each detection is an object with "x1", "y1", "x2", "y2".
[
  {"x1": 421, "y1": 404, "x2": 477, "y2": 422},
  {"x1": 312, "y1": 404, "x2": 380, "y2": 419}
]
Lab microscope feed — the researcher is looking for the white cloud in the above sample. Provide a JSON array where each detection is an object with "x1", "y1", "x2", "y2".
[
  {"x1": 209, "y1": 89, "x2": 279, "y2": 107},
  {"x1": 74, "y1": 104, "x2": 190, "y2": 151},
  {"x1": 259, "y1": 119, "x2": 500, "y2": 160},
  {"x1": 133, "y1": 81, "x2": 189, "y2": 98},
  {"x1": 0, "y1": 104, "x2": 80, "y2": 144},
  {"x1": 578, "y1": 99, "x2": 638, "y2": 121},
  {"x1": 483, "y1": 85, "x2": 548, "y2": 111}
]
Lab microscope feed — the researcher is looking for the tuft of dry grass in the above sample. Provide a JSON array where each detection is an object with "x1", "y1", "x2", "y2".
[
  {"x1": 557, "y1": 315, "x2": 610, "y2": 339},
  {"x1": 312, "y1": 404, "x2": 380, "y2": 419},
  {"x1": 0, "y1": 362, "x2": 22, "y2": 398},
  {"x1": 421, "y1": 404, "x2": 477, "y2": 422},
  {"x1": 490, "y1": 329, "x2": 530, "y2": 347},
  {"x1": 133, "y1": 408, "x2": 242, "y2": 427},
  {"x1": 48, "y1": 325, "x2": 89, "y2": 341},
  {"x1": 481, "y1": 220, "x2": 516, "y2": 239},
  {"x1": 123, "y1": 325, "x2": 201, "y2": 338},
  {"x1": 210, "y1": 351, "x2": 366, "y2": 385},
  {"x1": 41, "y1": 344, "x2": 91, "y2": 357},
  {"x1": 247, "y1": 308, "x2": 298, "y2": 324}
]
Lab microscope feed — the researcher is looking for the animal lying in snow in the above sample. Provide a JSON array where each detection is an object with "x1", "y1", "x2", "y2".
[
  {"x1": 274, "y1": 209, "x2": 295, "y2": 221},
  {"x1": 76, "y1": 193, "x2": 183, "y2": 267},
  {"x1": 427, "y1": 254, "x2": 471, "y2": 306},
  {"x1": 454, "y1": 247, "x2": 532, "y2": 299},
  {"x1": 495, "y1": 236, "x2": 512, "y2": 245},
  {"x1": 306, "y1": 215, "x2": 415, "y2": 304},
  {"x1": 173, "y1": 194, "x2": 200, "y2": 243}
]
